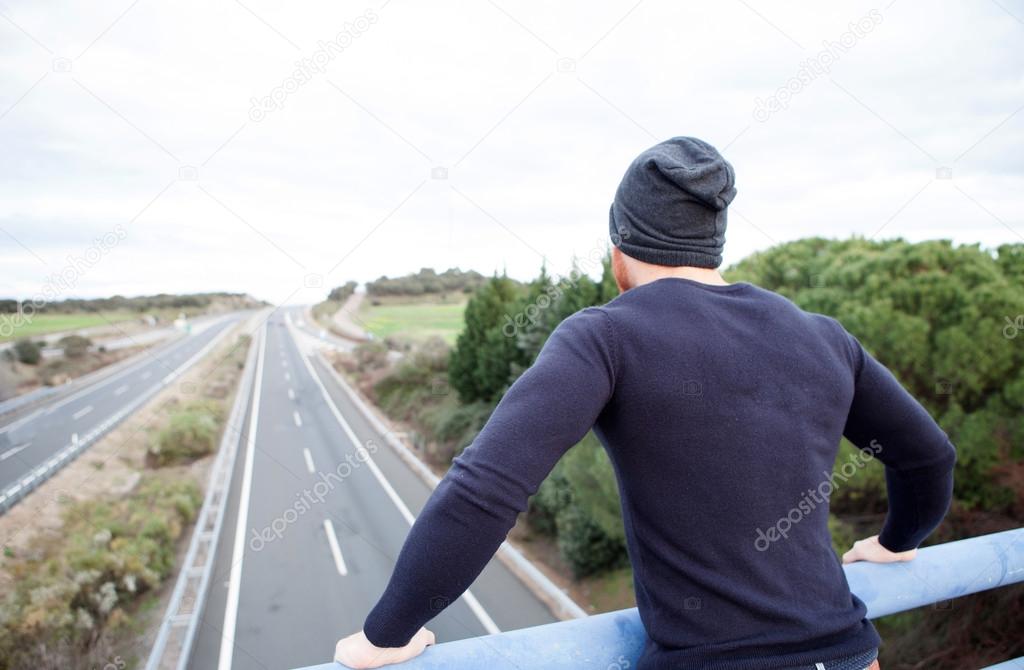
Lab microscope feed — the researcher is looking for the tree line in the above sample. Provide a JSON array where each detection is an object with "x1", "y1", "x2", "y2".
[{"x1": 0, "y1": 292, "x2": 256, "y2": 314}]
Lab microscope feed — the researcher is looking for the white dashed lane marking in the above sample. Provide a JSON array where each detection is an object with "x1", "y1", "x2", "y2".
[{"x1": 323, "y1": 519, "x2": 348, "y2": 576}]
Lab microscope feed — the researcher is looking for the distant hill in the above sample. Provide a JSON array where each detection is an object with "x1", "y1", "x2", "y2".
[{"x1": 366, "y1": 268, "x2": 486, "y2": 297}]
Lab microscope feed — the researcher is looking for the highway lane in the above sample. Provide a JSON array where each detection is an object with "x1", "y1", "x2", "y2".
[
  {"x1": 191, "y1": 309, "x2": 555, "y2": 670},
  {"x1": 0, "y1": 313, "x2": 244, "y2": 511}
]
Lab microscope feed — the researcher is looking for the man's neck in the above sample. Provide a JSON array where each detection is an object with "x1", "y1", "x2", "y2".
[{"x1": 630, "y1": 265, "x2": 730, "y2": 289}]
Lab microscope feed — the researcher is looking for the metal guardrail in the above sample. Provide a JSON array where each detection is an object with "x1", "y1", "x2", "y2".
[
  {"x1": 294, "y1": 527, "x2": 1024, "y2": 670},
  {"x1": 0, "y1": 385, "x2": 58, "y2": 418},
  {"x1": 144, "y1": 324, "x2": 260, "y2": 670}
]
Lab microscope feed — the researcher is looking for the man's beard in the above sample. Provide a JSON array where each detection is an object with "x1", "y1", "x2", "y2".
[{"x1": 612, "y1": 249, "x2": 632, "y2": 293}]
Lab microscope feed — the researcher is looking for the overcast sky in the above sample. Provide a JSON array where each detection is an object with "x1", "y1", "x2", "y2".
[{"x1": 1, "y1": 0, "x2": 1022, "y2": 305}]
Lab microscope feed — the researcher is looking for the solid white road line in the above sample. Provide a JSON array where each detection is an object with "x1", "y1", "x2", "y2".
[
  {"x1": 285, "y1": 320, "x2": 501, "y2": 635},
  {"x1": 72, "y1": 405, "x2": 93, "y2": 420},
  {"x1": 287, "y1": 388, "x2": 295, "y2": 400},
  {"x1": 303, "y1": 447, "x2": 316, "y2": 474},
  {"x1": 114, "y1": 384, "x2": 129, "y2": 396},
  {"x1": 293, "y1": 410, "x2": 302, "y2": 427},
  {"x1": 218, "y1": 326, "x2": 267, "y2": 670},
  {"x1": 0, "y1": 443, "x2": 29, "y2": 461},
  {"x1": 323, "y1": 519, "x2": 349, "y2": 576},
  {"x1": 284, "y1": 372, "x2": 291, "y2": 381}
]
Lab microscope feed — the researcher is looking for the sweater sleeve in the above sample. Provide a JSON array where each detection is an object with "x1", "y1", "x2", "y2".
[
  {"x1": 841, "y1": 331, "x2": 957, "y2": 552},
  {"x1": 362, "y1": 307, "x2": 617, "y2": 647}
]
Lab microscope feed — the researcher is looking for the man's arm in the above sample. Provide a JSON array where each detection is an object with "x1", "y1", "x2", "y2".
[
  {"x1": 841, "y1": 331, "x2": 957, "y2": 555},
  {"x1": 356, "y1": 307, "x2": 618, "y2": 650}
]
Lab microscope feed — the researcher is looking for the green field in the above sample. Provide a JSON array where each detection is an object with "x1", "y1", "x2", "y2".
[
  {"x1": 0, "y1": 312, "x2": 138, "y2": 342},
  {"x1": 358, "y1": 300, "x2": 466, "y2": 344}
]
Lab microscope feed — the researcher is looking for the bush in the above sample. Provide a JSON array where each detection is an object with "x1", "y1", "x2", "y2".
[
  {"x1": 556, "y1": 503, "x2": 628, "y2": 578},
  {"x1": 371, "y1": 338, "x2": 495, "y2": 464},
  {"x1": 57, "y1": 335, "x2": 92, "y2": 358},
  {"x1": 147, "y1": 401, "x2": 222, "y2": 467},
  {"x1": 13, "y1": 339, "x2": 40, "y2": 365},
  {"x1": 532, "y1": 436, "x2": 628, "y2": 577},
  {"x1": 353, "y1": 341, "x2": 390, "y2": 373},
  {"x1": 0, "y1": 474, "x2": 201, "y2": 669},
  {"x1": 419, "y1": 398, "x2": 492, "y2": 463},
  {"x1": 561, "y1": 435, "x2": 625, "y2": 544},
  {"x1": 530, "y1": 469, "x2": 572, "y2": 536}
]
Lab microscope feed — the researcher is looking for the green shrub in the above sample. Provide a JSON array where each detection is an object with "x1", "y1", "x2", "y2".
[
  {"x1": 372, "y1": 338, "x2": 494, "y2": 464},
  {"x1": 13, "y1": 339, "x2": 40, "y2": 365},
  {"x1": 529, "y1": 467, "x2": 571, "y2": 536},
  {"x1": 147, "y1": 401, "x2": 222, "y2": 467},
  {"x1": 556, "y1": 502, "x2": 628, "y2": 578},
  {"x1": 419, "y1": 399, "x2": 492, "y2": 462},
  {"x1": 561, "y1": 435, "x2": 625, "y2": 544},
  {"x1": 57, "y1": 335, "x2": 92, "y2": 358}
]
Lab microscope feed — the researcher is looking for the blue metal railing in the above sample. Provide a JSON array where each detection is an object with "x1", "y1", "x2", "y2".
[{"x1": 296, "y1": 528, "x2": 1024, "y2": 670}]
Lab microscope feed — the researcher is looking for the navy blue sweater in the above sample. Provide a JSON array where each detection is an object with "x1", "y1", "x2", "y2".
[{"x1": 363, "y1": 278, "x2": 956, "y2": 669}]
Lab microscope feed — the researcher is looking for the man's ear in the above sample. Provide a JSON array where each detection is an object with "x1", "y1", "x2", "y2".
[{"x1": 611, "y1": 245, "x2": 631, "y2": 294}]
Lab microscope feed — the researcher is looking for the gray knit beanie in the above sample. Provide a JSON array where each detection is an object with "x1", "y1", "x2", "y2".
[{"x1": 609, "y1": 137, "x2": 737, "y2": 269}]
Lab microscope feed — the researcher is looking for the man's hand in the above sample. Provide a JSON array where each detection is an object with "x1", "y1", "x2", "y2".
[
  {"x1": 334, "y1": 628, "x2": 435, "y2": 669},
  {"x1": 842, "y1": 535, "x2": 918, "y2": 564}
]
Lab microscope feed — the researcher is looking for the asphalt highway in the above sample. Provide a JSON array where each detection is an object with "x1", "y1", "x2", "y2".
[
  {"x1": 0, "y1": 314, "x2": 242, "y2": 511},
  {"x1": 190, "y1": 308, "x2": 555, "y2": 670}
]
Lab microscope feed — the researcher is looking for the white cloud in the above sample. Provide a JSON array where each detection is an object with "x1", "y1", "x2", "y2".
[{"x1": 0, "y1": 0, "x2": 1021, "y2": 305}]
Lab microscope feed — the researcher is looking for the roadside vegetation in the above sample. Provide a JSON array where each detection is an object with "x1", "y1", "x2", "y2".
[
  {"x1": 145, "y1": 400, "x2": 224, "y2": 467},
  {"x1": 0, "y1": 474, "x2": 201, "y2": 670},
  {"x1": 0, "y1": 332, "x2": 252, "y2": 670},
  {"x1": 335, "y1": 239, "x2": 1024, "y2": 669}
]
